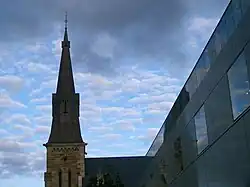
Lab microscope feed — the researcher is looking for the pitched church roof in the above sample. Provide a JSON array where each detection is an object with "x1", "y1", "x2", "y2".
[
  {"x1": 45, "y1": 13, "x2": 83, "y2": 145},
  {"x1": 84, "y1": 156, "x2": 153, "y2": 187}
]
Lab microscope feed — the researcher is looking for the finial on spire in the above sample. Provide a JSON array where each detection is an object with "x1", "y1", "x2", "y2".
[
  {"x1": 64, "y1": 11, "x2": 68, "y2": 30},
  {"x1": 62, "y1": 11, "x2": 70, "y2": 47}
]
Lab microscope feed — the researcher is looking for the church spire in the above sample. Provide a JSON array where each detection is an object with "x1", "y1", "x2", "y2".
[
  {"x1": 56, "y1": 12, "x2": 75, "y2": 95},
  {"x1": 45, "y1": 13, "x2": 83, "y2": 144}
]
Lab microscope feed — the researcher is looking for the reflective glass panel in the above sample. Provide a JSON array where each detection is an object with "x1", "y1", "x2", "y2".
[
  {"x1": 207, "y1": 36, "x2": 217, "y2": 63},
  {"x1": 232, "y1": 0, "x2": 243, "y2": 26},
  {"x1": 204, "y1": 76, "x2": 234, "y2": 144},
  {"x1": 218, "y1": 18, "x2": 228, "y2": 46},
  {"x1": 241, "y1": 0, "x2": 250, "y2": 14},
  {"x1": 228, "y1": 52, "x2": 250, "y2": 119},
  {"x1": 186, "y1": 71, "x2": 198, "y2": 98},
  {"x1": 194, "y1": 106, "x2": 208, "y2": 154},
  {"x1": 196, "y1": 61, "x2": 205, "y2": 87},
  {"x1": 219, "y1": 3, "x2": 236, "y2": 45},
  {"x1": 203, "y1": 49, "x2": 211, "y2": 70},
  {"x1": 179, "y1": 87, "x2": 190, "y2": 113},
  {"x1": 214, "y1": 27, "x2": 224, "y2": 55},
  {"x1": 196, "y1": 49, "x2": 211, "y2": 85},
  {"x1": 146, "y1": 124, "x2": 165, "y2": 156},
  {"x1": 224, "y1": 4, "x2": 236, "y2": 40}
]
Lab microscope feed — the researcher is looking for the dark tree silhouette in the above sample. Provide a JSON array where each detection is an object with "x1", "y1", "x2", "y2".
[
  {"x1": 103, "y1": 173, "x2": 115, "y2": 187},
  {"x1": 86, "y1": 172, "x2": 124, "y2": 187},
  {"x1": 86, "y1": 176, "x2": 99, "y2": 187},
  {"x1": 86, "y1": 176, "x2": 97, "y2": 187},
  {"x1": 114, "y1": 173, "x2": 124, "y2": 187}
]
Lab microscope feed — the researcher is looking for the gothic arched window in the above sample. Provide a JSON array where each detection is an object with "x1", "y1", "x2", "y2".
[
  {"x1": 68, "y1": 169, "x2": 71, "y2": 187},
  {"x1": 59, "y1": 170, "x2": 62, "y2": 187}
]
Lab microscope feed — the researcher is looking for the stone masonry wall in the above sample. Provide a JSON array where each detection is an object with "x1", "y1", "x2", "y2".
[{"x1": 44, "y1": 143, "x2": 85, "y2": 187}]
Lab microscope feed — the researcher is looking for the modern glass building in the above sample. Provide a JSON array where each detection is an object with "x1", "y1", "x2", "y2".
[{"x1": 139, "y1": 0, "x2": 250, "y2": 186}]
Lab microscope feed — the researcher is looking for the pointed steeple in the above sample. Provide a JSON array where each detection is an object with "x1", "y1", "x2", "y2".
[
  {"x1": 56, "y1": 12, "x2": 75, "y2": 95},
  {"x1": 45, "y1": 13, "x2": 84, "y2": 144}
]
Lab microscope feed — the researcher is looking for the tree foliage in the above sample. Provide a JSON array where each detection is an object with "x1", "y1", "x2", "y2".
[{"x1": 86, "y1": 172, "x2": 124, "y2": 187}]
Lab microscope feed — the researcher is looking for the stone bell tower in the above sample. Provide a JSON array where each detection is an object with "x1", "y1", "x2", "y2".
[{"x1": 43, "y1": 13, "x2": 87, "y2": 187}]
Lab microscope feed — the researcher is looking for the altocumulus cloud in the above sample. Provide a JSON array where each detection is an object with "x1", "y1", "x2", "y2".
[
  {"x1": 0, "y1": 0, "x2": 229, "y2": 75},
  {"x1": 0, "y1": 139, "x2": 45, "y2": 178}
]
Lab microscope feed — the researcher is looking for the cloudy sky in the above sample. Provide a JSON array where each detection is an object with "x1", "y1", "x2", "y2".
[{"x1": 0, "y1": 0, "x2": 229, "y2": 186}]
